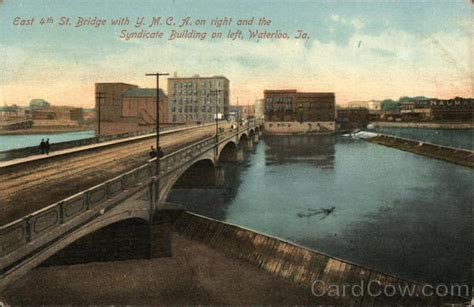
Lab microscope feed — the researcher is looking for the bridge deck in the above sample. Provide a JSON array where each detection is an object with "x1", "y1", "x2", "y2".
[{"x1": 0, "y1": 124, "x2": 228, "y2": 225}]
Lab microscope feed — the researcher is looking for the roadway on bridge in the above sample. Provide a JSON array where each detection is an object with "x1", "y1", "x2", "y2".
[{"x1": 0, "y1": 124, "x2": 229, "y2": 225}]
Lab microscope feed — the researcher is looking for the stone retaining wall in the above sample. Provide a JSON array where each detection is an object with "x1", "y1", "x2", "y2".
[{"x1": 174, "y1": 212, "x2": 466, "y2": 305}]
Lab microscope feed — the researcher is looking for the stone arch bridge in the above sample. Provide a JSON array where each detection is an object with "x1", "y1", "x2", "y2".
[{"x1": 0, "y1": 122, "x2": 262, "y2": 290}]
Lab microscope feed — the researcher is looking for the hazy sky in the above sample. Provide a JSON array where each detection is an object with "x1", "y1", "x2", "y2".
[{"x1": 0, "y1": 0, "x2": 472, "y2": 107}]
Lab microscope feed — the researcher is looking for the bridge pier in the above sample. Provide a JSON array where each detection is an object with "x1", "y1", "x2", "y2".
[
  {"x1": 150, "y1": 205, "x2": 184, "y2": 258},
  {"x1": 253, "y1": 134, "x2": 260, "y2": 144},
  {"x1": 244, "y1": 139, "x2": 254, "y2": 151}
]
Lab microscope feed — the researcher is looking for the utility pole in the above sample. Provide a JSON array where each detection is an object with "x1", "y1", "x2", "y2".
[
  {"x1": 236, "y1": 96, "x2": 239, "y2": 122},
  {"x1": 95, "y1": 92, "x2": 105, "y2": 136},
  {"x1": 247, "y1": 101, "x2": 250, "y2": 131},
  {"x1": 145, "y1": 72, "x2": 169, "y2": 179},
  {"x1": 208, "y1": 89, "x2": 224, "y2": 145}
]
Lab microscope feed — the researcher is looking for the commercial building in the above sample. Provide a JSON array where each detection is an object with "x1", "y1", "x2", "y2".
[
  {"x1": 241, "y1": 104, "x2": 255, "y2": 120},
  {"x1": 0, "y1": 105, "x2": 26, "y2": 121},
  {"x1": 228, "y1": 104, "x2": 256, "y2": 122},
  {"x1": 347, "y1": 100, "x2": 382, "y2": 111},
  {"x1": 399, "y1": 100, "x2": 431, "y2": 121},
  {"x1": 264, "y1": 89, "x2": 336, "y2": 134},
  {"x1": 429, "y1": 98, "x2": 473, "y2": 121},
  {"x1": 95, "y1": 82, "x2": 168, "y2": 135},
  {"x1": 167, "y1": 75, "x2": 229, "y2": 123}
]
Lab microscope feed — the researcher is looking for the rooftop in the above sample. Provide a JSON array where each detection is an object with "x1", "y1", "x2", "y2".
[
  {"x1": 122, "y1": 88, "x2": 166, "y2": 97},
  {"x1": 168, "y1": 76, "x2": 229, "y2": 81}
]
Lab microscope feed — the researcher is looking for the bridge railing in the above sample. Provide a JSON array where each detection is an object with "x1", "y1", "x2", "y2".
[
  {"x1": 0, "y1": 163, "x2": 154, "y2": 258},
  {"x1": 0, "y1": 121, "x2": 262, "y2": 259}
]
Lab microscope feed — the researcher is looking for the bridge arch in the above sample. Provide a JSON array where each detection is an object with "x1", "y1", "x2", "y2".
[
  {"x1": 159, "y1": 157, "x2": 216, "y2": 203},
  {"x1": 218, "y1": 140, "x2": 246, "y2": 164},
  {"x1": 1, "y1": 208, "x2": 151, "y2": 288}
]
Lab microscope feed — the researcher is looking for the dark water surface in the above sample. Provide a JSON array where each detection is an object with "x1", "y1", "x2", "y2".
[{"x1": 168, "y1": 135, "x2": 472, "y2": 286}]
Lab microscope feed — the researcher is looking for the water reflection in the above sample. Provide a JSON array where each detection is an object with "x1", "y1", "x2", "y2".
[
  {"x1": 264, "y1": 135, "x2": 335, "y2": 169},
  {"x1": 168, "y1": 135, "x2": 472, "y2": 286},
  {"x1": 168, "y1": 158, "x2": 251, "y2": 221}
]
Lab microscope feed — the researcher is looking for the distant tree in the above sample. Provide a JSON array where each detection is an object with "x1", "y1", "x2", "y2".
[
  {"x1": 399, "y1": 96, "x2": 429, "y2": 103},
  {"x1": 381, "y1": 99, "x2": 400, "y2": 111},
  {"x1": 398, "y1": 96, "x2": 412, "y2": 103},
  {"x1": 29, "y1": 99, "x2": 50, "y2": 109}
]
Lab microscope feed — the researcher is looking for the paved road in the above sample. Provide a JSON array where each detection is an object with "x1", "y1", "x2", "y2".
[{"x1": 0, "y1": 125, "x2": 228, "y2": 225}]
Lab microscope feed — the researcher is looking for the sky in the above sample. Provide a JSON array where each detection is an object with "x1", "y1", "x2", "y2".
[{"x1": 0, "y1": 0, "x2": 472, "y2": 107}]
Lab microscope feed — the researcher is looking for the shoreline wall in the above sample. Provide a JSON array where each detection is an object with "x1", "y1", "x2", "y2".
[
  {"x1": 371, "y1": 121, "x2": 473, "y2": 129},
  {"x1": 173, "y1": 211, "x2": 467, "y2": 304},
  {"x1": 367, "y1": 134, "x2": 473, "y2": 168}
]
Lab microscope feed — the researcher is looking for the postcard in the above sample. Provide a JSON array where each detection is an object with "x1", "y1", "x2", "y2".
[{"x1": 0, "y1": 0, "x2": 472, "y2": 305}]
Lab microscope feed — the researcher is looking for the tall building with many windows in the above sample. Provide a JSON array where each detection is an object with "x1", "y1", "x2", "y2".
[{"x1": 167, "y1": 75, "x2": 229, "y2": 123}]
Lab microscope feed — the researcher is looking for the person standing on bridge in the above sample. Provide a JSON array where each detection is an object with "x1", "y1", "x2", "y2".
[
  {"x1": 39, "y1": 139, "x2": 46, "y2": 154},
  {"x1": 149, "y1": 146, "x2": 164, "y2": 159},
  {"x1": 149, "y1": 146, "x2": 157, "y2": 159},
  {"x1": 45, "y1": 138, "x2": 50, "y2": 155}
]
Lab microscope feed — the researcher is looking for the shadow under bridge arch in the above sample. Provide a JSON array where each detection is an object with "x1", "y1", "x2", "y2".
[
  {"x1": 218, "y1": 140, "x2": 243, "y2": 163},
  {"x1": 161, "y1": 159, "x2": 225, "y2": 205},
  {"x1": 40, "y1": 217, "x2": 151, "y2": 267}
]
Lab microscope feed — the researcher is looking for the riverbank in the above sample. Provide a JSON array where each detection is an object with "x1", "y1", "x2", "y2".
[
  {"x1": 0, "y1": 125, "x2": 94, "y2": 135},
  {"x1": 371, "y1": 121, "x2": 473, "y2": 129},
  {"x1": 2, "y1": 212, "x2": 466, "y2": 305},
  {"x1": 367, "y1": 134, "x2": 473, "y2": 168}
]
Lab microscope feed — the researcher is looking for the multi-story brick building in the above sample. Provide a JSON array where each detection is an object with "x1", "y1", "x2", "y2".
[
  {"x1": 429, "y1": 97, "x2": 473, "y2": 121},
  {"x1": 95, "y1": 83, "x2": 168, "y2": 135},
  {"x1": 264, "y1": 89, "x2": 336, "y2": 134},
  {"x1": 167, "y1": 75, "x2": 229, "y2": 123}
]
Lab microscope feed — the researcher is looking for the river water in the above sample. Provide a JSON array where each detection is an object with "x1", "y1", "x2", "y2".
[
  {"x1": 168, "y1": 135, "x2": 472, "y2": 286},
  {"x1": 0, "y1": 130, "x2": 96, "y2": 151}
]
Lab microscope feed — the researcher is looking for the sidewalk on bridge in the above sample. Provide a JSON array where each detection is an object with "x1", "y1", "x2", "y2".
[{"x1": 0, "y1": 125, "x2": 207, "y2": 169}]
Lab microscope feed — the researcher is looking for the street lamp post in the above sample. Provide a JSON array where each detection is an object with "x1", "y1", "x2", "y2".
[{"x1": 145, "y1": 72, "x2": 169, "y2": 178}]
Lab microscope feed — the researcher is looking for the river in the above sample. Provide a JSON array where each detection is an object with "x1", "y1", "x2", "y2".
[
  {"x1": 168, "y1": 135, "x2": 472, "y2": 286},
  {"x1": 0, "y1": 130, "x2": 96, "y2": 151}
]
